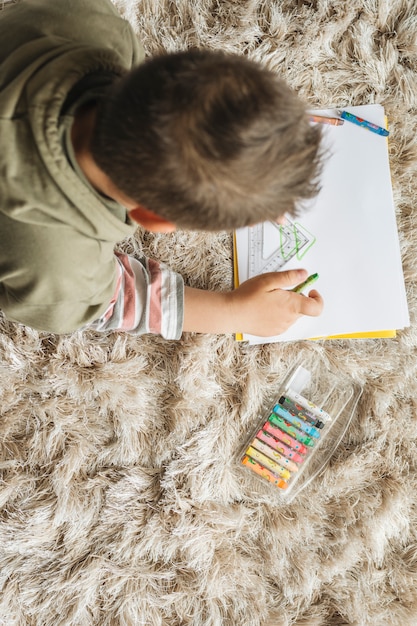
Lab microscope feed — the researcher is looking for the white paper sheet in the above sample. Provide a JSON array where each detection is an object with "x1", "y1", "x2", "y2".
[{"x1": 235, "y1": 105, "x2": 409, "y2": 344}]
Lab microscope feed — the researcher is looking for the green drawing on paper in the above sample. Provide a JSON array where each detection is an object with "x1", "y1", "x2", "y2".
[
  {"x1": 279, "y1": 221, "x2": 316, "y2": 261},
  {"x1": 248, "y1": 220, "x2": 316, "y2": 278}
]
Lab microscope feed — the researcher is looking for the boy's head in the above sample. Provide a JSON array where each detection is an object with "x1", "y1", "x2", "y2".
[{"x1": 91, "y1": 49, "x2": 322, "y2": 231}]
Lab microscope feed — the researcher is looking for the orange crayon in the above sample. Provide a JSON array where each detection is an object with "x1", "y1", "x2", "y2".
[
  {"x1": 309, "y1": 114, "x2": 344, "y2": 126},
  {"x1": 242, "y1": 455, "x2": 288, "y2": 490}
]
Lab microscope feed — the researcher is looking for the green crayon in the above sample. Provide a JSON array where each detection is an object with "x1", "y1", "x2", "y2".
[
  {"x1": 268, "y1": 413, "x2": 315, "y2": 447},
  {"x1": 291, "y1": 272, "x2": 319, "y2": 294}
]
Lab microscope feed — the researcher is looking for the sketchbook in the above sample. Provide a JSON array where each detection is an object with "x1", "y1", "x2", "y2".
[{"x1": 234, "y1": 104, "x2": 409, "y2": 344}]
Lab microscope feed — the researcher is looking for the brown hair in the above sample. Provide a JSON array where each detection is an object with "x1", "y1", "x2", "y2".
[{"x1": 91, "y1": 49, "x2": 323, "y2": 231}]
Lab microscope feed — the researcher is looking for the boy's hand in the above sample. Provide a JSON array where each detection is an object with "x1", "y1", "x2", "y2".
[
  {"x1": 183, "y1": 269, "x2": 323, "y2": 336},
  {"x1": 228, "y1": 269, "x2": 323, "y2": 336}
]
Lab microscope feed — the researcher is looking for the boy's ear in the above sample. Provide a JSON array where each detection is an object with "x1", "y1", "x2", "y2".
[{"x1": 128, "y1": 206, "x2": 176, "y2": 233}]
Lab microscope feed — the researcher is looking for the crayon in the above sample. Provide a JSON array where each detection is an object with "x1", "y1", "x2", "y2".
[
  {"x1": 284, "y1": 388, "x2": 332, "y2": 422},
  {"x1": 251, "y1": 437, "x2": 299, "y2": 472},
  {"x1": 263, "y1": 420, "x2": 308, "y2": 454},
  {"x1": 273, "y1": 404, "x2": 321, "y2": 438},
  {"x1": 337, "y1": 110, "x2": 389, "y2": 136},
  {"x1": 279, "y1": 396, "x2": 324, "y2": 429},
  {"x1": 268, "y1": 414, "x2": 316, "y2": 447},
  {"x1": 255, "y1": 429, "x2": 305, "y2": 463},
  {"x1": 242, "y1": 455, "x2": 288, "y2": 490},
  {"x1": 291, "y1": 272, "x2": 319, "y2": 293},
  {"x1": 309, "y1": 114, "x2": 344, "y2": 126},
  {"x1": 246, "y1": 446, "x2": 291, "y2": 480}
]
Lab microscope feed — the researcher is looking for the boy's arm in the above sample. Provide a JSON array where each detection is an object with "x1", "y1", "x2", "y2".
[
  {"x1": 90, "y1": 258, "x2": 322, "y2": 339},
  {"x1": 88, "y1": 252, "x2": 184, "y2": 339},
  {"x1": 183, "y1": 269, "x2": 323, "y2": 336}
]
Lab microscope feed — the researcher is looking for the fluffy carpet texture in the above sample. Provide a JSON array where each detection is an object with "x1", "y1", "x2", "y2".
[{"x1": 2, "y1": 0, "x2": 417, "y2": 624}]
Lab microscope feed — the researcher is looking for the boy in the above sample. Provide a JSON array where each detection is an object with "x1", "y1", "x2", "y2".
[{"x1": 0, "y1": 0, "x2": 323, "y2": 338}]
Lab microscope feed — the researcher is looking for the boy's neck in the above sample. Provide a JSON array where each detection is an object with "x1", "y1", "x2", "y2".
[
  {"x1": 71, "y1": 103, "x2": 176, "y2": 233},
  {"x1": 71, "y1": 103, "x2": 135, "y2": 208}
]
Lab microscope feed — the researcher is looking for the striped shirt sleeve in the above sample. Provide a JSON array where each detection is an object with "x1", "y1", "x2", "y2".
[{"x1": 88, "y1": 252, "x2": 184, "y2": 339}]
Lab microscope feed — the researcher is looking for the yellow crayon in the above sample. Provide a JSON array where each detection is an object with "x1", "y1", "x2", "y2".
[{"x1": 246, "y1": 446, "x2": 291, "y2": 481}]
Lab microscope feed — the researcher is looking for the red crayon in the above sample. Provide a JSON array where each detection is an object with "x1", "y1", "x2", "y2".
[
  {"x1": 251, "y1": 437, "x2": 299, "y2": 472},
  {"x1": 255, "y1": 429, "x2": 304, "y2": 464},
  {"x1": 263, "y1": 420, "x2": 308, "y2": 455}
]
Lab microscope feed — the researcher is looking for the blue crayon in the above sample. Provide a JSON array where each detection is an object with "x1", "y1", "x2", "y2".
[
  {"x1": 273, "y1": 404, "x2": 320, "y2": 439},
  {"x1": 337, "y1": 110, "x2": 389, "y2": 137}
]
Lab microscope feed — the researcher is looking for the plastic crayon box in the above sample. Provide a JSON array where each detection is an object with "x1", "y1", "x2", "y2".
[{"x1": 239, "y1": 363, "x2": 363, "y2": 501}]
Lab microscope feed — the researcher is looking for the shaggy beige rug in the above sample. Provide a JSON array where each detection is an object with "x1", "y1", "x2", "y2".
[{"x1": 2, "y1": 1, "x2": 417, "y2": 624}]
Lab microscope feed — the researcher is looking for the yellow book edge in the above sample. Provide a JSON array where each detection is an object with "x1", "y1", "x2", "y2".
[
  {"x1": 233, "y1": 232, "x2": 244, "y2": 342},
  {"x1": 232, "y1": 234, "x2": 396, "y2": 342}
]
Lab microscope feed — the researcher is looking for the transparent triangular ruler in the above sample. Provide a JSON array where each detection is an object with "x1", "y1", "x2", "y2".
[{"x1": 248, "y1": 220, "x2": 316, "y2": 279}]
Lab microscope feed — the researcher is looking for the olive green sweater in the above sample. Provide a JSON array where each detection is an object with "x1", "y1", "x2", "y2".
[{"x1": 0, "y1": 0, "x2": 175, "y2": 334}]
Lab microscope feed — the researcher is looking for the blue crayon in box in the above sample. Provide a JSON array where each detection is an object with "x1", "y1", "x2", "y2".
[{"x1": 273, "y1": 404, "x2": 321, "y2": 439}]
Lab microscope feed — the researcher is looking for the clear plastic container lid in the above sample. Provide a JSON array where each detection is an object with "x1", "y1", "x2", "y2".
[{"x1": 238, "y1": 359, "x2": 363, "y2": 502}]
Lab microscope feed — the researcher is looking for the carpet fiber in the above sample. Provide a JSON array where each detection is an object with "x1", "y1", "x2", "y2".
[{"x1": 2, "y1": 1, "x2": 417, "y2": 624}]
